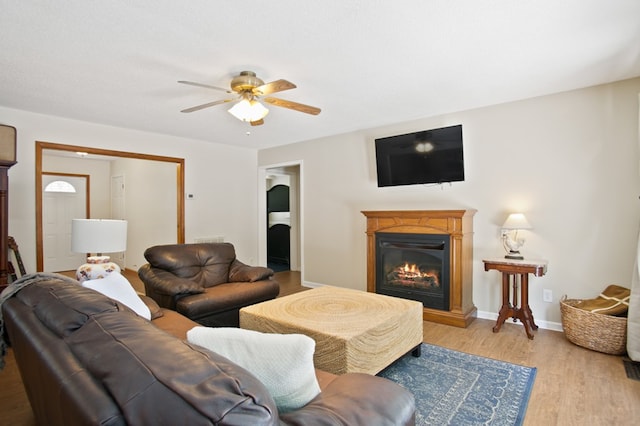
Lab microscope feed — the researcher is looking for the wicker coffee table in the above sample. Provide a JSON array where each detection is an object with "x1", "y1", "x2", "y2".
[{"x1": 239, "y1": 286, "x2": 423, "y2": 375}]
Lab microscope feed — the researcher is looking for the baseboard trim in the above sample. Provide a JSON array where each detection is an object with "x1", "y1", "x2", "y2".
[
  {"x1": 476, "y1": 310, "x2": 564, "y2": 332},
  {"x1": 302, "y1": 280, "x2": 324, "y2": 289}
]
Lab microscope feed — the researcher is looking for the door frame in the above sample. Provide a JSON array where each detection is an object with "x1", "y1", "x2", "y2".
[
  {"x1": 258, "y1": 160, "x2": 303, "y2": 276},
  {"x1": 36, "y1": 141, "x2": 186, "y2": 271}
]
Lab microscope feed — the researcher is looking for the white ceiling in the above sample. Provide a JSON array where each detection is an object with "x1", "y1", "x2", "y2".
[{"x1": 1, "y1": 1, "x2": 639, "y2": 150}]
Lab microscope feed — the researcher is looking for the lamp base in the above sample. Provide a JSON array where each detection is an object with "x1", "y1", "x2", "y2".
[
  {"x1": 505, "y1": 251, "x2": 524, "y2": 260},
  {"x1": 76, "y1": 256, "x2": 121, "y2": 283}
]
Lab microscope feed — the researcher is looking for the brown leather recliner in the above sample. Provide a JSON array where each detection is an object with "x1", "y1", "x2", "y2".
[{"x1": 138, "y1": 242, "x2": 279, "y2": 327}]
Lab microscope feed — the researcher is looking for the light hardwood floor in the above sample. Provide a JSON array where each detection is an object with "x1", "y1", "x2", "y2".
[{"x1": 1, "y1": 270, "x2": 639, "y2": 425}]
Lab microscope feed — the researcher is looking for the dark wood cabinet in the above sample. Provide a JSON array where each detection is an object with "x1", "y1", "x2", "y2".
[
  {"x1": 1, "y1": 166, "x2": 14, "y2": 292},
  {"x1": 0, "y1": 124, "x2": 17, "y2": 292}
]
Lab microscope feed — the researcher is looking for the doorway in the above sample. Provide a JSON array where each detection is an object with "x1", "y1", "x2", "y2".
[
  {"x1": 35, "y1": 141, "x2": 185, "y2": 272},
  {"x1": 259, "y1": 162, "x2": 302, "y2": 274},
  {"x1": 267, "y1": 179, "x2": 291, "y2": 271}
]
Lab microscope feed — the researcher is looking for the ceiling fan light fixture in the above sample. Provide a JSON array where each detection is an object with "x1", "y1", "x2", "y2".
[
  {"x1": 180, "y1": 71, "x2": 320, "y2": 122},
  {"x1": 228, "y1": 98, "x2": 269, "y2": 123}
]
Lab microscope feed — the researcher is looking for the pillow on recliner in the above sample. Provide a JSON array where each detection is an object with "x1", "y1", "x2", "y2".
[
  {"x1": 229, "y1": 263, "x2": 273, "y2": 282},
  {"x1": 186, "y1": 326, "x2": 320, "y2": 412}
]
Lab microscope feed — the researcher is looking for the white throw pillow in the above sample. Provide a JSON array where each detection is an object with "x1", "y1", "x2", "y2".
[
  {"x1": 83, "y1": 272, "x2": 151, "y2": 320},
  {"x1": 186, "y1": 326, "x2": 320, "y2": 412}
]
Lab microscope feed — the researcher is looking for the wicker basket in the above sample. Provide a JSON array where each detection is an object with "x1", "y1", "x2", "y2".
[{"x1": 560, "y1": 296, "x2": 627, "y2": 355}]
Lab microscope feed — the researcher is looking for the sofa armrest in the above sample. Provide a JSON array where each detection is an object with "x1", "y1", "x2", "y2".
[
  {"x1": 228, "y1": 259, "x2": 274, "y2": 283},
  {"x1": 139, "y1": 295, "x2": 164, "y2": 320},
  {"x1": 138, "y1": 265, "x2": 204, "y2": 297},
  {"x1": 279, "y1": 373, "x2": 415, "y2": 426}
]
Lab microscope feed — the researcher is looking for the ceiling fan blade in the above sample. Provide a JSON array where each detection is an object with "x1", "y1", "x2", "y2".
[
  {"x1": 263, "y1": 97, "x2": 321, "y2": 115},
  {"x1": 178, "y1": 80, "x2": 231, "y2": 93},
  {"x1": 180, "y1": 98, "x2": 234, "y2": 113},
  {"x1": 250, "y1": 119, "x2": 264, "y2": 126},
  {"x1": 253, "y1": 79, "x2": 296, "y2": 96}
]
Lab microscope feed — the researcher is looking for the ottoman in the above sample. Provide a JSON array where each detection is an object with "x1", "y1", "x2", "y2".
[{"x1": 240, "y1": 286, "x2": 423, "y2": 375}]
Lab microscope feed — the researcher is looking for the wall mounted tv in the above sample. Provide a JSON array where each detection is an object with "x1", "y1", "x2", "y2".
[{"x1": 375, "y1": 124, "x2": 464, "y2": 187}]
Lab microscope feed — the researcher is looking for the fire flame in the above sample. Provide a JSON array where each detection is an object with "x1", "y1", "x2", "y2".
[
  {"x1": 388, "y1": 262, "x2": 440, "y2": 287},
  {"x1": 402, "y1": 263, "x2": 417, "y2": 273}
]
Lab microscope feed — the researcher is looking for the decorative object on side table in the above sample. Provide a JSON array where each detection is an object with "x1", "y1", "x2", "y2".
[
  {"x1": 501, "y1": 213, "x2": 532, "y2": 260},
  {"x1": 71, "y1": 219, "x2": 127, "y2": 282}
]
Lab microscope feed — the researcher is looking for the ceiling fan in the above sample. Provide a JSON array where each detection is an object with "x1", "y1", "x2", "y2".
[{"x1": 178, "y1": 71, "x2": 321, "y2": 126}]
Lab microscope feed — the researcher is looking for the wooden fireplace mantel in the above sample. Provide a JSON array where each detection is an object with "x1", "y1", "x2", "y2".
[{"x1": 362, "y1": 209, "x2": 477, "y2": 327}]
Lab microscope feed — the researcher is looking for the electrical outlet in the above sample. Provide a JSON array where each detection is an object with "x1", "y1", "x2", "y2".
[{"x1": 543, "y1": 289, "x2": 553, "y2": 303}]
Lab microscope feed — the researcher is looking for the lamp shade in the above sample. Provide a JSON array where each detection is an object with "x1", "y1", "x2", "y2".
[
  {"x1": 501, "y1": 213, "x2": 532, "y2": 230},
  {"x1": 71, "y1": 219, "x2": 127, "y2": 254}
]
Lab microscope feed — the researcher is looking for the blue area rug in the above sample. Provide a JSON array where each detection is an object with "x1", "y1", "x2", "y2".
[{"x1": 378, "y1": 343, "x2": 536, "y2": 426}]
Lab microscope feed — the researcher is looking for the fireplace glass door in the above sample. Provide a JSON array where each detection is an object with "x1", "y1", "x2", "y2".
[{"x1": 375, "y1": 232, "x2": 450, "y2": 310}]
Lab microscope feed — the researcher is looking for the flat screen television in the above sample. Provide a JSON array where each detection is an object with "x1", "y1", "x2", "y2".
[{"x1": 375, "y1": 124, "x2": 464, "y2": 187}]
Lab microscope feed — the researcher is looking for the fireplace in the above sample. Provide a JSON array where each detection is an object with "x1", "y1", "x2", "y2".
[
  {"x1": 376, "y1": 232, "x2": 450, "y2": 310},
  {"x1": 362, "y1": 210, "x2": 477, "y2": 327}
]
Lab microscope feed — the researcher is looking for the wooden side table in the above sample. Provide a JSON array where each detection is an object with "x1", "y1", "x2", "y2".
[{"x1": 483, "y1": 258, "x2": 548, "y2": 339}]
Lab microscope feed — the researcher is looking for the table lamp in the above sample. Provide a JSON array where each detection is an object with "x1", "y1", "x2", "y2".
[
  {"x1": 71, "y1": 219, "x2": 127, "y2": 282},
  {"x1": 501, "y1": 213, "x2": 532, "y2": 260}
]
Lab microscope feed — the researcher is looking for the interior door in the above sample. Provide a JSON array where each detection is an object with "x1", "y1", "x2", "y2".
[
  {"x1": 110, "y1": 174, "x2": 126, "y2": 266},
  {"x1": 111, "y1": 175, "x2": 125, "y2": 219},
  {"x1": 267, "y1": 184, "x2": 291, "y2": 270},
  {"x1": 42, "y1": 175, "x2": 87, "y2": 272},
  {"x1": 262, "y1": 165, "x2": 300, "y2": 271}
]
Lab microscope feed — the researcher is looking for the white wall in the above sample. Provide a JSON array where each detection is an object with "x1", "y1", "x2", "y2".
[
  {"x1": 3, "y1": 106, "x2": 261, "y2": 273},
  {"x1": 258, "y1": 77, "x2": 640, "y2": 327},
  {"x1": 110, "y1": 157, "x2": 177, "y2": 270}
]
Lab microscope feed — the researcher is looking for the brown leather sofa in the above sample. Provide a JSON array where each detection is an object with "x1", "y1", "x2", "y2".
[
  {"x1": 2, "y1": 275, "x2": 416, "y2": 426},
  {"x1": 138, "y1": 243, "x2": 280, "y2": 327}
]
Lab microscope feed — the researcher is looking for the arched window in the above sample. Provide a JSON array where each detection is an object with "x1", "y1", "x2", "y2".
[{"x1": 44, "y1": 180, "x2": 76, "y2": 193}]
